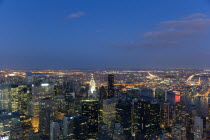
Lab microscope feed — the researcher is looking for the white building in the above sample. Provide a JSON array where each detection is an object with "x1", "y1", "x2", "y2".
[
  {"x1": 88, "y1": 74, "x2": 97, "y2": 99},
  {"x1": 194, "y1": 115, "x2": 204, "y2": 140}
]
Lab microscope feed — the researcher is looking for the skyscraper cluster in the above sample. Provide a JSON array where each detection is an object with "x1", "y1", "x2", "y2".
[{"x1": 0, "y1": 70, "x2": 209, "y2": 140}]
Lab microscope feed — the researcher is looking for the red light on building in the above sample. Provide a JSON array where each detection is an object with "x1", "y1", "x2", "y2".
[{"x1": 175, "y1": 95, "x2": 180, "y2": 103}]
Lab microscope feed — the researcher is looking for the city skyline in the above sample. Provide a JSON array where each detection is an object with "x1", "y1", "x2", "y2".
[
  {"x1": 1, "y1": 0, "x2": 210, "y2": 69},
  {"x1": 0, "y1": 69, "x2": 210, "y2": 139},
  {"x1": 1, "y1": 1, "x2": 210, "y2": 139}
]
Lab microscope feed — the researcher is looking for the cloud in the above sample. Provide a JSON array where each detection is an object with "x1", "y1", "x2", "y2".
[
  {"x1": 182, "y1": 13, "x2": 207, "y2": 19},
  {"x1": 115, "y1": 13, "x2": 210, "y2": 49},
  {"x1": 114, "y1": 40, "x2": 183, "y2": 50},
  {"x1": 68, "y1": 12, "x2": 85, "y2": 19},
  {"x1": 160, "y1": 18, "x2": 210, "y2": 30}
]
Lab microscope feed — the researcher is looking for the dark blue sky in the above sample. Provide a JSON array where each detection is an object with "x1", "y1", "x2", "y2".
[{"x1": 1, "y1": 0, "x2": 210, "y2": 69}]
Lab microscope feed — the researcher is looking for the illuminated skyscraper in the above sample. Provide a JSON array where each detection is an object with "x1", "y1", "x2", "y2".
[
  {"x1": 174, "y1": 101, "x2": 186, "y2": 124},
  {"x1": 0, "y1": 112, "x2": 20, "y2": 136},
  {"x1": 53, "y1": 95, "x2": 66, "y2": 120},
  {"x1": 62, "y1": 115, "x2": 74, "y2": 138},
  {"x1": 116, "y1": 99, "x2": 132, "y2": 135},
  {"x1": 10, "y1": 85, "x2": 19, "y2": 112},
  {"x1": 31, "y1": 82, "x2": 54, "y2": 131},
  {"x1": 39, "y1": 98, "x2": 54, "y2": 136},
  {"x1": 132, "y1": 99, "x2": 160, "y2": 139},
  {"x1": 88, "y1": 74, "x2": 97, "y2": 99},
  {"x1": 131, "y1": 99, "x2": 139, "y2": 135},
  {"x1": 9, "y1": 118, "x2": 23, "y2": 140},
  {"x1": 161, "y1": 100, "x2": 171, "y2": 129},
  {"x1": 103, "y1": 98, "x2": 117, "y2": 129},
  {"x1": 19, "y1": 85, "x2": 32, "y2": 115},
  {"x1": 0, "y1": 85, "x2": 10, "y2": 112},
  {"x1": 32, "y1": 82, "x2": 54, "y2": 103},
  {"x1": 147, "y1": 100, "x2": 160, "y2": 138},
  {"x1": 98, "y1": 86, "x2": 106, "y2": 122},
  {"x1": 108, "y1": 74, "x2": 114, "y2": 99},
  {"x1": 73, "y1": 116, "x2": 88, "y2": 139},
  {"x1": 82, "y1": 100, "x2": 99, "y2": 139},
  {"x1": 63, "y1": 115, "x2": 88, "y2": 139}
]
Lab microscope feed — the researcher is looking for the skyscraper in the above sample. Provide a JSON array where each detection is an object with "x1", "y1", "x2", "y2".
[
  {"x1": 50, "y1": 121, "x2": 61, "y2": 140},
  {"x1": 174, "y1": 101, "x2": 186, "y2": 124},
  {"x1": 116, "y1": 99, "x2": 132, "y2": 135},
  {"x1": 0, "y1": 112, "x2": 20, "y2": 136},
  {"x1": 53, "y1": 95, "x2": 66, "y2": 120},
  {"x1": 103, "y1": 98, "x2": 117, "y2": 129},
  {"x1": 73, "y1": 116, "x2": 88, "y2": 139},
  {"x1": 39, "y1": 98, "x2": 54, "y2": 136},
  {"x1": 88, "y1": 74, "x2": 97, "y2": 99},
  {"x1": 10, "y1": 84, "x2": 19, "y2": 112},
  {"x1": 19, "y1": 85, "x2": 32, "y2": 115},
  {"x1": 132, "y1": 99, "x2": 160, "y2": 139},
  {"x1": 62, "y1": 115, "x2": 88, "y2": 139},
  {"x1": 82, "y1": 100, "x2": 99, "y2": 139},
  {"x1": 194, "y1": 115, "x2": 206, "y2": 140},
  {"x1": 0, "y1": 84, "x2": 10, "y2": 112},
  {"x1": 62, "y1": 115, "x2": 74, "y2": 139},
  {"x1": 31, "y1": 82, "x2": 54, "y2": 131},
  {"x1": 99, "y1": 86, "x2": 107, "y2": 100},
  {"x1": 9, "y1": 118, "x2": 23, "y2": 140},
  {"x1": 161, "y1": 100, "x2": 171, "y2": 129},
  {"x1": 108, "y1": 74, "x2": 114, "y2": 99},
  {"x1": 147, "y1": 100, "x2": 160, "y2": 138}
]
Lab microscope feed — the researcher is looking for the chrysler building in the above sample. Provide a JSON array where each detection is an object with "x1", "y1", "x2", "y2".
[{"x1": 88, "y1": 74, "x2": 97, "y2": 99}]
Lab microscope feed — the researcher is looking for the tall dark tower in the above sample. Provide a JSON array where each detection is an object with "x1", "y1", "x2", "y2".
[
  {"x1": 39, "y1": 98, "x2": 54, "y2": 136},
  {"x1": 116, "y1": 99, "x2": 132, "y2": 135},
  {"x1": 108, "y1": 74, "x2": 114, "y2": 99},
  {"x1": 82, "y1": 100, "x2": 99, "y2": 139},
  {"x1": 132, "y1": 99, "x2": 160, "y2": 139}
]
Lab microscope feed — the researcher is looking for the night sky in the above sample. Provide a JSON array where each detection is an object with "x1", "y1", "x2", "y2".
[{"x1": 1, "y1": 0, "x2": 210, "y2": 69}]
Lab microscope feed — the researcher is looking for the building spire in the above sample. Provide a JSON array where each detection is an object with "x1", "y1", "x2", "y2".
[{"x1": 88, "y1": 74, "x2": 97, "y2": 98}]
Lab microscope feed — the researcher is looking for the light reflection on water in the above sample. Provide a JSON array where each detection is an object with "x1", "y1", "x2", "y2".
[{"x1": 168, "y1": 93, "x2": 209, "y2": 117}]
